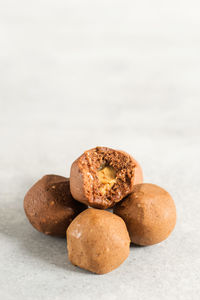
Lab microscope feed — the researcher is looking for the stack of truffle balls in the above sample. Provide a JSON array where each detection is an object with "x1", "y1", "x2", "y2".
[{"x1": 24, "y1": 147, "x2": 176, "y2": 274}]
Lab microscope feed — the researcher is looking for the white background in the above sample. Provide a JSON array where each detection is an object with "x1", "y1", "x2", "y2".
[{"x1": 0, "y1": 1, "x2": 200, "y2": 299}]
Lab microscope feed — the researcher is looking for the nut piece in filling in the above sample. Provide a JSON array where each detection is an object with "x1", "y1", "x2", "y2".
[
  {"x1": 113, "y1": 183, "x2": 176, "y2": 246},
  {"x1": 70, "y1": 146, "x2": 143, "y2": 209},
  {"x1": 24, "y1": 175, "x2": 87, "y2": 237},
  {"x1": 67, "y1": 208, "x2": 130, "y2": 274}
]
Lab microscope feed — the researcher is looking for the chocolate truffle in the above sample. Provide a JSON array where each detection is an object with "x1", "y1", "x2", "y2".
[
  {"x1": 70, "y1": 146, "x2": 143, "y2": 209},
  {"x1": 24, "y1": 175, "x2": 87, "y2": 237},
  {"x1": 113, "y1": 183, "x2": 176, "y2": 245},
  {"x1": 67, "y1": 208, "x2": 130, "y2": 274}
]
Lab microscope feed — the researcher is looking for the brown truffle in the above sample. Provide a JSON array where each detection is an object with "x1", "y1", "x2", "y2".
[
  {"x1": 67, "y1": 208, "x2": 130, "y2": 274},
  {"x1": 113, "y1": 183, "x2": 176, "y2": 246},
  {"x1": 70, "y1": 146, "x2": 143, "y2": 209},
  {"x1": 24, "y1": 175, "x2": 87, "y2": 237}
]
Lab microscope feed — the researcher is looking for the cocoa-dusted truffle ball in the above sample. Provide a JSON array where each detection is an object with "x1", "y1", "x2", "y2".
[
  {"x1": 113, "y1": 183, "x2": 176, "y2": 246},
  {"x1": 24, "y1": 175, "x2": 87, "y2": 237},
  {"x1": 70, "y1": 147, "x2": 143, "y2": 209},
  {"x1": 67, "y1": 208, "x2": 130, "y2": 274}
]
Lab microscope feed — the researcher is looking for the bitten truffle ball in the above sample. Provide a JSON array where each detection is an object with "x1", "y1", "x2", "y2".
[
  {"x1": 67, "y1": 208, "x2": 130, "y2": 274},
  {"x1": 70, "y1": 146, "x2": 143, "y2": 209},
  {"x1": 113, "y1": 183, "x2": 176, "y2": 246},
  {"x1": 24, "y1": 175, "x2": 87, "y2": 237}
]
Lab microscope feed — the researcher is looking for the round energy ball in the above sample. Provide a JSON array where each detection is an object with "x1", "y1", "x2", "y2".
[
  {"x1": 113, "y1": 183, "x2": 176, "y2": 246},
  {"x1": 24, "y1": 175, "x2": 87, "y2": 237},
  {"x1": 70, "y1": 146, "x2": 143, "y2": 209},
  {"x1": 67, "y1": 208, "x2": 130, "y2": 274}
]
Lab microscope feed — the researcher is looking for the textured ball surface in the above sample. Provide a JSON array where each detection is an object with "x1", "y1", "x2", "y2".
[
  {"x1": 114, "y1": 183, "x2": 176, "y2": 245},
  {"x1": 67, "y1": 208, "x2": 130, "y2": 274},
  {"x1": 24, "y1": 174, "x2": 87, "y2": 237}
]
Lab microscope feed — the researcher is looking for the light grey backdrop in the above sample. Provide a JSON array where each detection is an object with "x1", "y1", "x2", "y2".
[{"x1": 0, "y1": 1, "x2": 200, "y2": 299}]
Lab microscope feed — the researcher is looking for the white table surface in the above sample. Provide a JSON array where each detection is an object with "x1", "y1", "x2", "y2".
[{"x1": 0, "y1": 1, "x2": 200, "y2": 299}]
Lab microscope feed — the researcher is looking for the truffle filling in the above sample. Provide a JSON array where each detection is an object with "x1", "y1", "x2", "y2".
[{"x1": 97, "y1": 166, "x2": 117, "y2": 195}]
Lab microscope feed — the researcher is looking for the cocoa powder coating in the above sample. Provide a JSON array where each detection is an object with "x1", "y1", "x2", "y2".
[
  {"x1": 67, "y1": 208, "x2": 130, "y2": 274},
  {"x1": 24, "y1": 175, "x2": 87, "y2": 237},
  {"x1": 113, "y1": 183, "x2": 176, "y2": 245}
]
